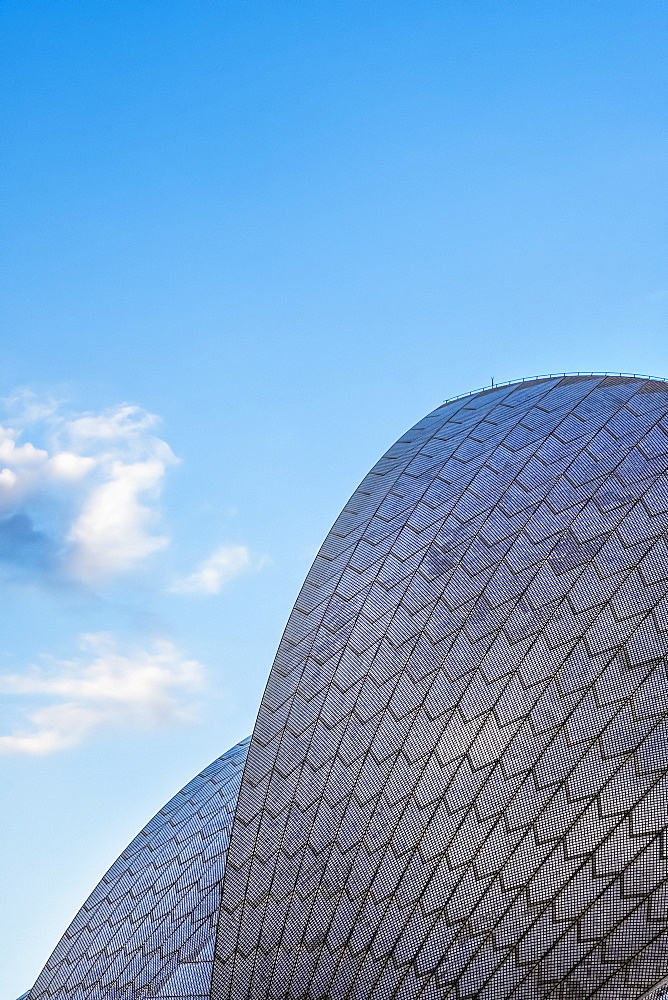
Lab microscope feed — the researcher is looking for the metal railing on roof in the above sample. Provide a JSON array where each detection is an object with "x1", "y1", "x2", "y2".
[{"x1": 440, "y1": 372, "x2": 668, "y2": 407}]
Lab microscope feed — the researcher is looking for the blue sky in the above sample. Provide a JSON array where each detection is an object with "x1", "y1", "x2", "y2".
[{"x1": 1, "y1": 1, "x2": 667, "y2": 994}]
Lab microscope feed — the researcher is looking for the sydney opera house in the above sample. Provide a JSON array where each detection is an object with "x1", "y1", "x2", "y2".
[{"x1": 23, "y1": 374, "x2": 668, "y2": 999}]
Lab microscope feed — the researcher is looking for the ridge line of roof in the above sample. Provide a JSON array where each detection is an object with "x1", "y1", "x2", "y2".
[{"x1": 439, "y1": 372, "x2": 668, "y2": 408}]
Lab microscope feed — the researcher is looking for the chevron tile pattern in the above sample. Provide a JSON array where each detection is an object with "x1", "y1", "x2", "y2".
[
  {"x1": 29, "y1": 737, "x2": 249, "y2": 1000},
  {"x1": 213, "y1": 375, "x2": 668, "y2": 1000},
  {"x1": 25, "y1": 375, "x2": 668, "y2": 999}
]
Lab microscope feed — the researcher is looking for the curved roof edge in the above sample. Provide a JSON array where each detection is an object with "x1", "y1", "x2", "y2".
[
  {"x1": 28, "y1": 737, "x2": 250, "y2": 1000},
  {"x1": 438, "y1": 371, "x2": 668, "y2": 408}
]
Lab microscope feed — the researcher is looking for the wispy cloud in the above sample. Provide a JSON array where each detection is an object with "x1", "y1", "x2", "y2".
[
  {"x1": 170, "y1": 544, "x2": 266, "y2": 595},
  {"x1": 0, "y1": 396, "x2": 177, "y2": 585},
  {"x1": 0, "y1": 632, "x2": 204, "y2": 755}
]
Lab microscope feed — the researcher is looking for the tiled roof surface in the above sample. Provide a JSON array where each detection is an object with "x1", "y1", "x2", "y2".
[
  {"x1": 215, "y1": 375, "x2": 668, "y2": 999},
  {"x1": 28, "y1": 375, "x2": 668, "y2": 999},
  {"x1": 30, "y1": 738, "x2": 249, "y2": 1000}
]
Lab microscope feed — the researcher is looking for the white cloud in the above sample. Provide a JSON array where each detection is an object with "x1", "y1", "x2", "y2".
[
  {"x1": 69, "y1": 403, "x2": 158, "y2": 438},
  {"x1": 0, "y1": 396, "x2": 177, "y2": 584},
  {"x1": 0, "y1": 632, "x2": 204, "y2": 755},
  {"x1": 0, "y1": 430, "x2": 48, "y2": 467},
  {"x1": 47, "y1": 452, "x2": 96, "y2": 481},
  {"x1": 67, "y1": 458, "x2": 170, "y2": 582},
  {"x1": 171, "y1": 544, "x2": 264, "y2": 595}
]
